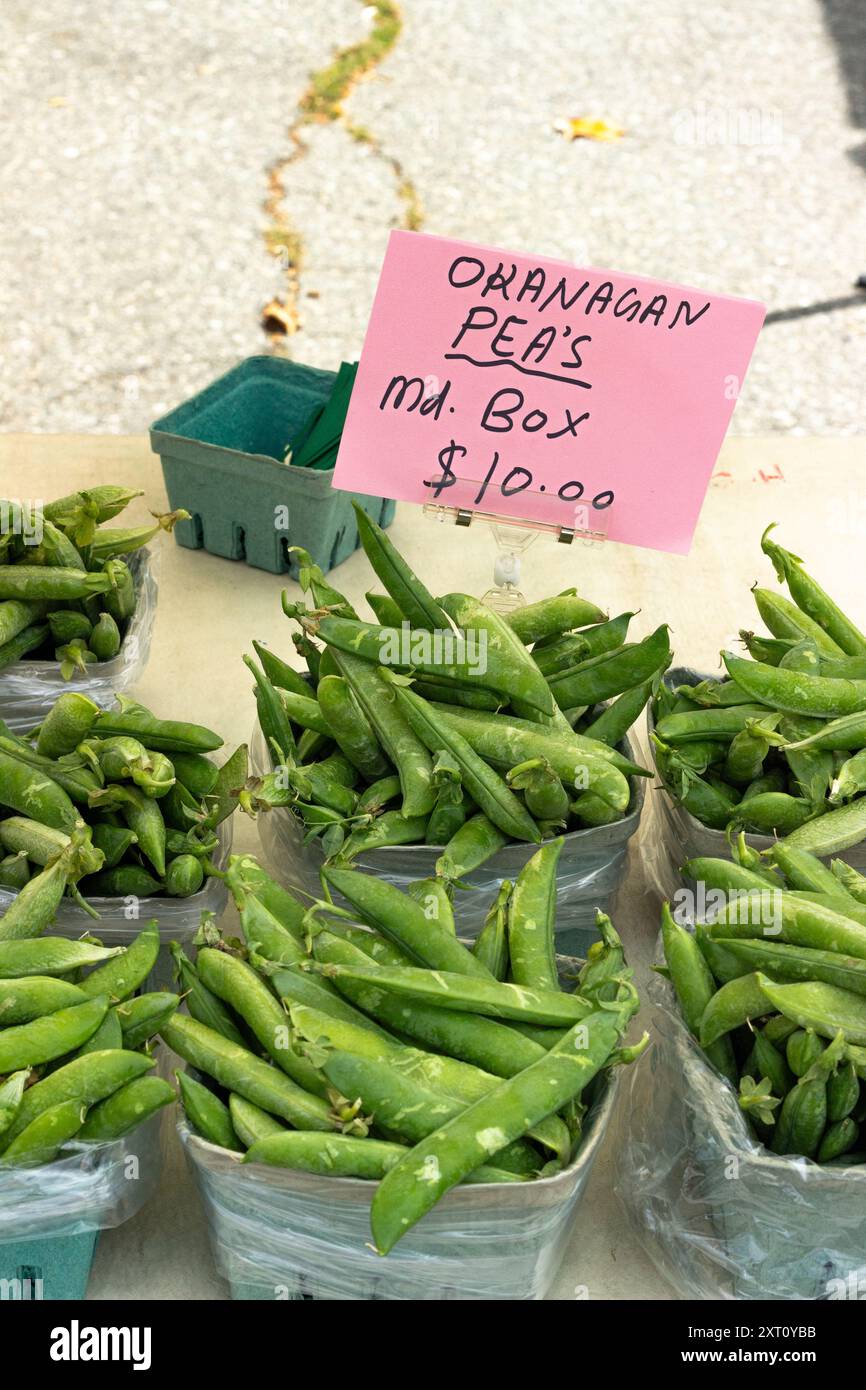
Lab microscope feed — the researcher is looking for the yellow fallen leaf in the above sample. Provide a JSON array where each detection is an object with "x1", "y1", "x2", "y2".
[{"x1": 556, "y1": 116, "x2": 624, "y2": 142}]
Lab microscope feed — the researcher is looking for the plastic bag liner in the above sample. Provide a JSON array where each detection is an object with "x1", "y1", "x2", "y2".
[
  {"x1": 645, "y1": 667, "x2": 866, "y2": 906},
  {"x1": 0, "y1": 1110, "x2": 163, "y2": 1244},
  {"x1": 0, "y1": 548, "x2": 158, "y2": 733},
  {"x1": 178, "y1": 1070, "x2": 618, "y2": 1301},
  {"x1": 250, "y1": 724, "x2": 645, "y2": 958},
  {"x1": 613, "y1": 955, "x2": 866, "y2": 1301}
]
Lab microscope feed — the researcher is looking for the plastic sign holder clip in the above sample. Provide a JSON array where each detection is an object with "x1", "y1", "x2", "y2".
[{"x1": 422, "y1": 475, "x2": 607, "y2": 615}]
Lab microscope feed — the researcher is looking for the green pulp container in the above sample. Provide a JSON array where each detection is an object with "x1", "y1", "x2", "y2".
[
  {"x1": 0, "y1": 1231, "x2": 99, "y2": 1301},
  {"x1": 150, "y1": 356, "x2": 395, "y2": 576}
]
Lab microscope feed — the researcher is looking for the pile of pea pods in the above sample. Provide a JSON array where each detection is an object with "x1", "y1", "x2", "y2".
[
  {"x1": 662, "y1": 835, "x2": 866, "y2": 1164},
  {"x1": 0, "y1": 918, "x2": 176, "y2": 1166},
  {"x1": 0, "y1": 484, "x2": 185, "y2": 677},
  {"x1": 653, "y1": 526, "x2": 866, "y2": 854},
  {"x1": 0, "y1": 689, "x2": 246, "y2": 905},
  {"x1": 165, "y1": 844, "x2": 646, "y2": 1254},
  {"x1": 243, "y1": 501, "x2": 672, "y2": 869}
]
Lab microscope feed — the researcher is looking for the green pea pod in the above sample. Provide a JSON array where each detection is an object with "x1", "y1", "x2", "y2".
[
  {"x1": 405, "y1": 876, "x2": 455, "y2": 936},
  {"x1": 0, "y1": 937, "x2": 122, "y2": 979},
  {"x1": 75, "y1": 1008, "x2": 124, "y2": 1056},
  {"x1": 160, "y1": 1014, "x2": 337, "y2": 1131},
  {"x1": 830, "y1": 748, "x2": 866, "y2": 805},
  {"x1": 786, "y1": 1028, "x2": 825, "y2": 1077},
  {"x1": 0, "y1": 1049, "x2": 154, "y2": 1154},
  {"x1": 425, "y1": 786, "x2": 469, "y2": 846},
  {"x1": 370, "y1": 993, "x2": 634, "y2": 1253},
  {"x1": 507, "y1": 593, "x2": 606, "y2": 645},
  {"x1": 163, "y1": 854, "x2": 204, "y2": 898},
  {"x1": 0, "y1": 750, "x2": 79, "y2": 832},
  {"x1": 323, "y1": 866, "x2": 491, "y2": 978},
  {"x1": 390, "y1": 683, "x2": 540, "y2": 843},
  {"x1": 655, "y1": 705, "x2": 774, "y2": 742},
  {"x1": 47, "y1": 610, "x2": 92, "y2": 645},
  {"x1": 707, "y1": 892, "x2": 866, "y2": 959},
  {"x1": 437, "y1": 702, "x2": 641, "y2": 778},
  {"x1": 0, "y1": 841, "x2": 90, "y2": 941},
  {"x1": 83, "y1": 865, "x2": 163, "y2": 897},
  {"x1": 0, "y1": 623, "x2": 50, "y2": 671},
  {"x1": 438, "y1": 592, "x2": 560, "y2": 726},
  {"x1": 507, "y1": 839, "x2": 561, "y2": 990},
  {"x1": 831, "y1": 859, "x2": 866, "y2": 904},
  {"x1": 334, "y1": 651, "x2": 435, "y2": 818},
  {"x1": 730, "y1": 791, "x2": 813, "y2": 836},
  {"x1": 773, "y1": 1072, "x2": 827, "y2": 1157},
  {"x1": 582, "y1": 676, "x2": 656, "y2": 746},
  {"x1": 0, "y1": 994, "x2": 109, "y2": 1072},
  {"x1": 228, "y1": 1093, "x2": 286, "y2": 1148},
  {"x1": 316, "y1": 674, "x2": 389, "y2": 780},
  {"x1": 79, "y1": 1075, "x2": 174, "y2": 1142},
  {"x1": 245, "y1": 653, "x2": 296, "y2": 767},
  {"x1": 197, "y1": 948, "x2": 327, "y2": 1096},
  {"x1": 365, "y1": 592, "x2": 405, "y2": 627},
  {"x1": 724, "y1": 650, "x2": 866, "y2": 719},
  {"x1": 654, "y1": 738, "x2": 739, "y2": 830},
  {"x1": 783, "y1": 712, "x2": 866, "y2": 754},
  {"x1": 0, "y1": 738, "x2": 103, "y2": 804},
  {"x1": 45, "y1": 484, "x2": 143, "y2": 526},
  {"x1": 549, "y1": 626, "x2": 671, "y2": 709},
  {"x1": 165, "y1": 752, "x2": 218, "y2": 800},
  {"x1": 115, "y1": 991, "x2": 179, "y2": 1050},
  {"x1": 315, "y1": 614, "x2": 554, "y2": 717},
  {"x1": 0, "y1": 852, "x2": 29, "y2": 891},
  {"x1": 356, "y1": 776, "x2": 401, "y2": 817},
  {"x1": 317, "y1": 957, "x2": 590, "y2": 1027},
  {"x1": 660, "y1": 905, "x2": 737, "y2": 1083},
  {"x1": 88, "y1": 784, "x2": 165, "y2": 876},
  {"x1": 817, "y1": 1117, "x2": 859, "y2": 1162},
  {"x1": 89, "y1": 823, "x2": 137, "y2": 869},
  {"x1": 506, "y1": 758, "x2": 569, "y2": 822},
  {"x1": 753, "y1": 1030, "x2": 794, "y2": 1096},
  {"x1": 436, "y1": 813, "x2": 507, "y2": 880},
  {"x1": 0, "y1": 1070, "x2": 29, "y2": 1136},
  {"x1": 251, "y1": 640, "x2": 312, "y2": 699},
  {"x1": 224, "y1": 855, "x2": 307, "y2": 940},
  {"x1": 765, "y1": 842, "x2": 853, "y2": 902},
  {"x1": 177, "y1": 1070, "x2": 242, "y2": 1151},
  {"x1": 2, "y1": 1099, "x2": 86, "y2": 1166},
  {"x1": 683, "y1": 853, "x2": 777, "y2": 894},
  {"x1": 243, "y1": 1131, "x2": 405, "y2": 1177},
  {"x1": 89, "y1": 612, "x2": 121, "y2": 661},
  {"x1": 778, "y1": 638, "x2": 822, "y2": 675},
  {"x1": 739, "y1": 631, "x2": 799, "y2": 665},
  {"x1": 102, "y1": 559, "x2": 136, "y2": 623},
  {"x1": 723, "y1": 717, "x2": 780, "y2": 785},
  {"x1": 0, "y1": 818, "x2": 70, "y2": 867},
  {"x1": 351, "y1": 502, "x2": 449, "y2": 631},
  {"x1": 757, "y1": 974, "x2": 866, "y2": 1045},
  {"x1": 79, "y1": 921, "x2": 160, "y2": 1001},
  {"x1": 473, "y1": 880, "x2": 511, "y2": 980},
  {"x1": 698, "y1": 973, "x2": 771, "y2": 1047},
  {"x1": 170, "y1": 943, "x2": 248, "y2": 1048},
  {"x1": 91, "y1": 696, "x2": 222, "y2": 754},
  {"x1": 752, "y1": 586, "x2": 845, "y2": 657},
  {"x1": 717, "y1": 936, "x2": 866, "y2": 998},
  {"x1": 0, "y1": 566, "x2": 113, "y2": 603},
  {"x1": 0, "y1": 976, "x2": 88, "y2": 1026},
  {"x1": 782, "y1": 798, "x2": 866, "y2": 856},
  {"x1": 761, "y1": 526, "x2": 866, "y2": 656},
  {"x1": 827, "y1": 1061, "x2": 860, "y2": 1121}
]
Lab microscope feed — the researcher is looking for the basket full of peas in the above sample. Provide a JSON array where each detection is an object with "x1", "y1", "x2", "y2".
[
  {"x1": 650, "y1": 526, "x2": 866, "y2": 878},
  {"x1": 165, "y1": 849, "x2": 646, "y2": 1299},
  {"x1": 0, "y1": 485, "x2": 180, "y2": 730},
  {"x1": 617, "y1": 843, "x2": 866, "y2": 1300},
  {"x1": 241, "y1": 504, "x2": 671, "y2": 954}
]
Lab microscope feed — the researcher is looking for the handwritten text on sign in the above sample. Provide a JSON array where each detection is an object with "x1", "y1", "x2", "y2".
[{"x1": 333, "y1": 232, "x2": 765, "y2": 554}]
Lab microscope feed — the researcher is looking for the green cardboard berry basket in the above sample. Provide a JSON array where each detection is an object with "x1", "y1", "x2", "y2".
[{"x1": 149, "y1": 356, "x2": 395, "y2": 577}]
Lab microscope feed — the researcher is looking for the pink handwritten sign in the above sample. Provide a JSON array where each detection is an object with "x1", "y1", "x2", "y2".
[{"x1": 333, "y1": 231, "x2": 765, "y2": 554}]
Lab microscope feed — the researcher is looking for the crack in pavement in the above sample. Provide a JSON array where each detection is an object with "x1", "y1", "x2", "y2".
[{"x1": 262, "y1": 0, "x2": 421, "y2": 349}]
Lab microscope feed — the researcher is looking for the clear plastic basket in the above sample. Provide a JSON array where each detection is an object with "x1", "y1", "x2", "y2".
[
  {"x1": 614, "y1": 956, "x2": 866, "y2": 1301},
  {"x1": 179, "y1": 1069, "x2": 619, "y2": 1301},
  {"x1": 249, "y1": 724, "x2": 645, "y2": 958},
  {"x1": 0, "y1": 549, "x2": 158, "y2": 733}
]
